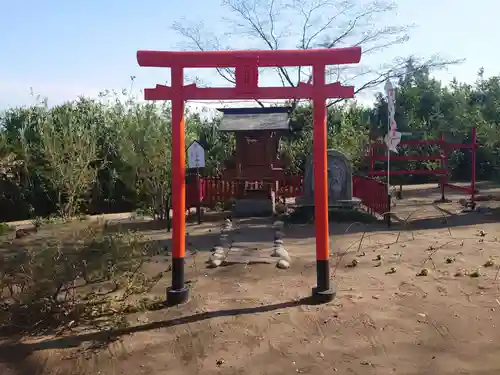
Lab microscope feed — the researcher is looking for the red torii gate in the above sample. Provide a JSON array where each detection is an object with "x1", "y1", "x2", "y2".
[{"x1": 137, "y1": 47, "x2": 362, "y2": 305}]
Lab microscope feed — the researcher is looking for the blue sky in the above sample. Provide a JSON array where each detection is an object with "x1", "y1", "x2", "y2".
[{"x1": 1, "y1": 0, "x2": 498, "y2": 110}]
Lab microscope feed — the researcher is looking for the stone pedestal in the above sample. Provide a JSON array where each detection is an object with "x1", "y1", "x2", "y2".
[
  {"x1": 233, "y1": 198, "x2": 275, "y2": 217},
  {"x1": 208, "y1": 218, "x2": 233, "y2": 268}
]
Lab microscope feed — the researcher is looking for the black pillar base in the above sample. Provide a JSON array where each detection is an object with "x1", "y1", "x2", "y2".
[
  {"x1": 168, "y1": 257, "x2": 188, "y2": 306},
  {"x1": 311, "y1": 285, "x2": 336, "y2": 304},
  {"x1": 166, "y1": 286, "x2": 189, "y2": 306},
  {"x1": 311, "y1": 259, "x2": 335, "y2": 304}
]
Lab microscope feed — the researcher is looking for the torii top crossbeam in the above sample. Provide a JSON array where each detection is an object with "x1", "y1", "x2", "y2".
[
  {"x1": 137, "y1": 47, "x2": 361, "y2": 68},
  {"x1": 136, "y1": 47, "x2": 361, "y2": 101}
]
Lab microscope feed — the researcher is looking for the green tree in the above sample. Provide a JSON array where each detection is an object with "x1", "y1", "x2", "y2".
[
  {"x1": 34, "y1": 99, "x2": 103, "y2": 218},
  {"x1": 115, "y1": 102, "x2": 173, "y2": 221}
]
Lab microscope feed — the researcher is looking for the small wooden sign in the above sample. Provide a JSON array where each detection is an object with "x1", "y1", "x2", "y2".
[{"x1": 187, "y1": 140, "x2": 205, "y2": 169}]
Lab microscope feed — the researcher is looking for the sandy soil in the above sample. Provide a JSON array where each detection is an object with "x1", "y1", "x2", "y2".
[{"x1": 1, "y1": 183, "x2": 500, "y2": 375}]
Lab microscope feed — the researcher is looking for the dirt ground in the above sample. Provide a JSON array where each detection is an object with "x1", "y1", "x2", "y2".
[{"x1": 2, "y1": 183, "x2": 500, "y2": 375}]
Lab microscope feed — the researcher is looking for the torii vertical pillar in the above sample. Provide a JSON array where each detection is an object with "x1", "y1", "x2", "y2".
[
  {"x1": 136, "y1": 47, "x2": 362, "y2": 305},
  {"x1": 168, "y1": 65, "x2": 189, "y2": 305},
  {"x1": 311, "y1": 64, "x2": 333, "y2": 301}
]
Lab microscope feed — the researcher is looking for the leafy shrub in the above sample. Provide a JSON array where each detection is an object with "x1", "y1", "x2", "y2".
[
  {"x1": 0, "y1": 222, "x2": 161, "y2": 333},
  {"x1": 0, "y1": 223, "x2": 13, "y2": 237}
]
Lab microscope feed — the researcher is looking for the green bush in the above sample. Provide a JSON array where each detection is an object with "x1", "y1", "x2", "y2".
[
  {"x1": 0, "y1": 223, "x2": 13, "y2": 237},
  {"x1": 0, "y1": 222, "x2": 161, "y2": 333}
]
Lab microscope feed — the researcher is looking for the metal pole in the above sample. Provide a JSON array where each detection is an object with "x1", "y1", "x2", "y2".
[
  {"x1": 167, "y1": 65, "x2": 189, "y2": 306},
  {"x1": 386, "y1": 101, "x2": 391, "y2": 228},
  {"x1": 311, "y1": 64, "x2": 335, "y2": 303},
  {"x1": 471, "y1": 127, "x2": 477, "y2": 204},
  {"x1": 370, "y1": 140, "x2": 374, "y2": 174},
  {"x1": 440, "y1": 133, "x2": 446, "y2": 201},
  {"x1": 196, "y1": 167, "x2": 202, "y2": 224}
]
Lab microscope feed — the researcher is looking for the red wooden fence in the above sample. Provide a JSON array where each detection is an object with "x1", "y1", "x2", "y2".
[
  {"x1": 279, "y1": 175, "x2": 304, "y2": 197},
  {"x1": 186, "y1": 174, "x2": 388, "y2": 217},
  {"x1": 368, "y1": 127, "x2": 478, "y2": 203},
  {"x1": 186, "y1": 176, "x2": 305, "y2": 207},
  {"x1": 352, "y1": 175, "x2": 389, "y2": 215}
]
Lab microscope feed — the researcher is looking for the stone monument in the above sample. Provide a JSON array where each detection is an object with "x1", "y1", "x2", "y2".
[{"x1": 300, "y1": 149, "x2": 360, "y2": 209}]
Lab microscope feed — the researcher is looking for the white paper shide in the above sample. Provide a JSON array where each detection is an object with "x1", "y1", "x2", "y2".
[{"x1": 384, "y1": 80, "x2": 401, "y2": 153}]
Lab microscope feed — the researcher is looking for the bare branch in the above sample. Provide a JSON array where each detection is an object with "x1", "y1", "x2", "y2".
[
  {"x1": 172, "y1": 21, "x2": 237, "y2": 84},
  {"x1": 172, "y1": 0, "x2": 462, "y2": 107},
  {"x1": 172, "y1": 19, "x2": 268, "y2": 108},
  {"x1": 225, "y1": 0, "x2": 297, "y2": 87},
  {"x1": 268, "y1": 0, "x2": 280, "y2": 48},
  {"x1": 303, "y1": 1, "x2": 355, "y2": 49}
]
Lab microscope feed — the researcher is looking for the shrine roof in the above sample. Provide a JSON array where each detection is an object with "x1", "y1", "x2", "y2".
[{"x1": 217, "y1": 107, "x2": 291, "y2": 132}]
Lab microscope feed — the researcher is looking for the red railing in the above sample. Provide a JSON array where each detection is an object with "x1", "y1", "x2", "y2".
[
  {"x1": 352, "y1": 175, "x2": 388, "y2": 215},
  {"x1": 186, "y1": 176, "x2": 305, "y2": 208},
  {"x1": 279, "y1": 175, "x2": 304, "y2": 197},
  {"x1": 187, "y1": 174, "x2": 388, "y2": 217},
  {"x1": 368, "y1": 127, "x2": 478, "y2": 203},
  {"x1": 201, "y1": 177, "x2": 237, "y2": 204}
]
